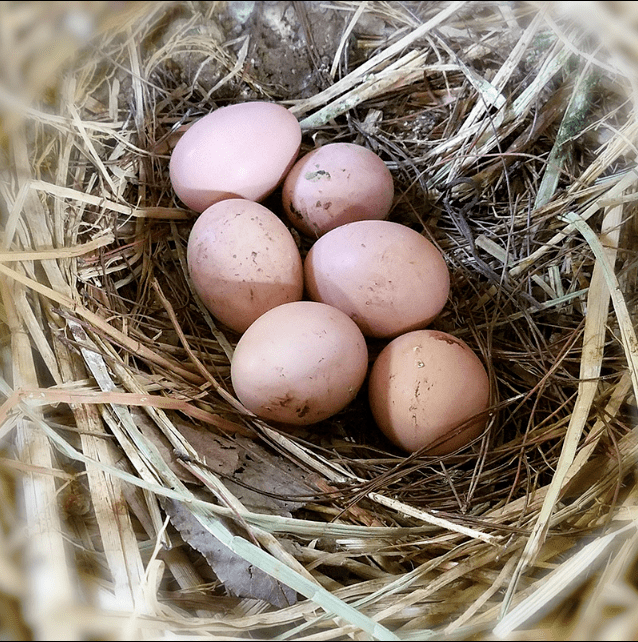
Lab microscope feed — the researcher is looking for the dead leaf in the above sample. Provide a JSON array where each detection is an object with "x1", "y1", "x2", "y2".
[
  {"x1": 133, "y1": 410, "x2": 240, "y2": 484},
  {"x1": 174, "y1": 418, "x2": 241, "y2": 475},
  {"x1": 163, "y1": 498, "x2": 297, "y2": 607},
  {"x1": 227, "y1": 435, "x2": 318, "y2": 515},
  {"x1": 135, "y1": 411, "x2": 315, "y2": 517}
]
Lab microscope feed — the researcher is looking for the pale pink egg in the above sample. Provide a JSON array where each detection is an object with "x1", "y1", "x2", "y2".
[{"x1": 170, "y1": 102, "x2": 301, "y2": 212}]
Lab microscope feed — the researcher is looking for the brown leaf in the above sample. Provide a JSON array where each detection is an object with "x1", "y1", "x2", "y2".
[
  {"x1": 136, "y1": 411, "x2": 314, "y2": 517},
  {"x1": 174, "y1": 418, "x2": 241, "y2": 475},
  {"x1": 226, "y1": 435, "x2": 318, "y2": 516},
  {"x1": 163, "y1": 498, "x2": 297, "y2": 608},
  {"x1": 133, "y1": 410, "x2": 240, "y2": 484}
]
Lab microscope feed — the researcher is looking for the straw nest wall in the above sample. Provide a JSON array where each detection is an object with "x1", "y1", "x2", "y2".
[{"x1": 1, "y1": 2, "x2": 637, "y2": 639}]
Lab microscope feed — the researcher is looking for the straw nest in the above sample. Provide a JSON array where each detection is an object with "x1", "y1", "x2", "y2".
[{"x1": 1, "y1": 1, "x2": 637, "y2": 640}]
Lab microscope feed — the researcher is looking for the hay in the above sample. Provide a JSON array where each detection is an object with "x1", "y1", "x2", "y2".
[{"x1": 1, "y1": 1, "x2": 637, "y2": 639}]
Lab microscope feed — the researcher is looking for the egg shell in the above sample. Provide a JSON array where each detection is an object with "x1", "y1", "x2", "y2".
[
  {"x1": 304, "y1": 220, "x2": 450, "y2": 338},
  {"x1": 186, "y1": 199, "x2": 303, "y2": 333},
  {"x1": 282, "y1": 142, "x2": 394, "y2": 237},
  {"x1": 368, "y1": 330, "x2": 490, "y2": 454},
  {"x1": 231, "y1": 301, "x2": 368, "y2": 425},
  {"x1": 170, "y1": 102, "x2": 301, "y2": 212}
]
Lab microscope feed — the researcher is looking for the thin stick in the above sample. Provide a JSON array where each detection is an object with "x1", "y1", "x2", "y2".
[
  {"x1": 329, "y1": 1, "x2": 368, "y2": 79},
  {"x1": 30, "y1": 179, "x2": 189, "y2": 220},
  {"x1": 289, "y1": 1, "x2": 465, "y2": 117},
  {"x1": 0, "y1": 233, "x2": 114, "y2": 262}
]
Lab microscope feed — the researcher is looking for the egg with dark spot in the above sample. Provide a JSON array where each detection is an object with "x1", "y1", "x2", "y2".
[
  {"x1": 187, "y1": 199, "x2": 303, "y2": 333},
  {"x1": 282, "y1": 143, "x2": 394, "y2": 237},
  {"x1": 368, "y1": 330, "x2": 490, "y2": 454},
  {"x1": 231, "y1": 301, "x2": 368, "y2": 425}
]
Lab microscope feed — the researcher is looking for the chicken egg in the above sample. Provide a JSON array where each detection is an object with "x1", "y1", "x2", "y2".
[
  {"x1": 304, "y1": 220, "x2": 450, "y2": 338},
  {"x1": 170, "y1": 101, "x2": 301, "y2": 212},
  {"x1": 368, "y1": 330, "x2": 490, "y2": 454},
  {"x1": 231, "y1": 301, "x2": 368, "y2": 425},
  {"x1": 282, "y1": 142, "x2": 394, "y2": 237},
  {"x1": 187, "y1": 199, "x2": 303, "y2": 333}
]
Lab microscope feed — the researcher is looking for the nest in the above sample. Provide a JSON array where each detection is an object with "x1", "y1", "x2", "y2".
[{"x1": 1, "y1": 1, "x2": 637, "y2": 639}]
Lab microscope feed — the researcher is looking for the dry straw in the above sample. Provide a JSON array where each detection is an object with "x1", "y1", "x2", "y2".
[{"x1": 1, "y1": 1, "x2": 637, "y2": 640}]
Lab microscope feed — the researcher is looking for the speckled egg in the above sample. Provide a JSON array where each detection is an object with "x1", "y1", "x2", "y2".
[
  {"x1": 368, "y1": 330, "x2": 491, "y2": 454},
  {"x1": 231, "y1": 301, "x2": 368, "y2": 425},
  {"x1": 186, "y1": 199, "x2": 303, "y2": 333},
  {"x1": 282, "y1": 142, "x2": 394, "y2": 237},
  {"x1": 304, "y1": 220, "x2": 450, "y2": 338}
]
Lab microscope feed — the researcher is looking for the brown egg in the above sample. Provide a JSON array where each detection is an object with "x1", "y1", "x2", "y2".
[
  {"x1": 304, "y1": 220, "x2": 450, "y2": 338},
  {"x1": 187, "y1": 199, "x2": 303, "y2": 333},
  {"x1": 282, "y1": 143, "x2": 394, "y2": 237},
  {"x1": 170, "y1": 102, "x2": 301, "y2": 212},
  {"x1": 231, "y1": 301, "x2": 368, "y2": 425},
  {"x1": 368, "y1": 330, "x2": 490, "y2": 454}
]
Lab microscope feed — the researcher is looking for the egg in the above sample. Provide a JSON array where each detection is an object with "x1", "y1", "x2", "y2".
[
  {"x1": 186, "y1": 199, "x2": 303, "y2": 333},
  {"x1": 304, "y1": 220, "x2": 450, "y2": 338},
  {"x1": 282, "y1": 142, "x2": 394, "y2": 237},
  {"x1": 231, "y1": 301, "x2": 368, "y2": 425},
  {"x1": 368, "y1": 330, "x2": 490, "y2": 454},
  {"x1": 170, "y1": 101, "x2": 302, "y2": 212}
]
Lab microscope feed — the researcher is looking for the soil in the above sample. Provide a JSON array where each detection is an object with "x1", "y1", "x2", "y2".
[{"x1": 159, "y1": 1, "x2": 397, "y2": 101}]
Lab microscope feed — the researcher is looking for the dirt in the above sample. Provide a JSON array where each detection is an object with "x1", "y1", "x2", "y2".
[{"x1": 160, "y1": 1, "x2": 396, "y2": 101}]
